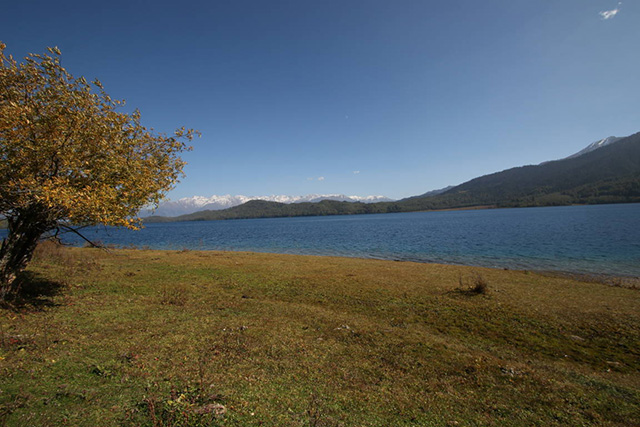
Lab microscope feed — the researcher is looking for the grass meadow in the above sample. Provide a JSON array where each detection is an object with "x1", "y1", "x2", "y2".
[{"x1": 0, "y1": 242, "x2": 638, "y2": 426}]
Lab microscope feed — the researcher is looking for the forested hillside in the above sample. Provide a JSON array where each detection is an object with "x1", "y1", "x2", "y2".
[{"x1": 146, "y1": 132, "x2": 640, "y2": 223}]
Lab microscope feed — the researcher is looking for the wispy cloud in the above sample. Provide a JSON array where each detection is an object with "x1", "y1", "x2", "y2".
[
  {"x1": 600, "y1": 2, "x2": 622, "y2": 19},
  {"x1": 317, "y1": 176, "x2": 325, "y2": 181},
  {"x1": 353, "y1": 170, "x2": 360, "y2": 175}
]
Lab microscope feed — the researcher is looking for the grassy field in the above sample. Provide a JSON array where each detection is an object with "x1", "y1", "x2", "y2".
[{"x1": 1, "y1": 243, "x2": 639, "y2": 426}]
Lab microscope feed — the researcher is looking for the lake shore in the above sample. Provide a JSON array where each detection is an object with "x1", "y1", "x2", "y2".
[
  {"x1": 32, "y1": 203, "x2": 640, "y2": 278},
  {"x1": 1, "y1": 245, "x2": 639, "y2": 425}
]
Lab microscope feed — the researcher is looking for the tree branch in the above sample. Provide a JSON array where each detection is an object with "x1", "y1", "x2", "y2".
[{"x1": 57, "y1": 224, "x2": 109, "y2": 252}]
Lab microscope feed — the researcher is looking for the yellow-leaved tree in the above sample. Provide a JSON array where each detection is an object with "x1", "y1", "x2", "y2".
[{"x1": 0, "y1": 42, "x2": 197, "y2": 300}]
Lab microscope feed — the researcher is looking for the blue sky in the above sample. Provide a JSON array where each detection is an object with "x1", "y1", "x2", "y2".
[{"x1": 3, "y1": 0, "x2": 638, "y2": 200}]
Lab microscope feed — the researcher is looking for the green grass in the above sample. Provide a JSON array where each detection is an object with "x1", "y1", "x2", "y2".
[{"x1": 1, "y1": 242, "x2": 639, "y2": 426}]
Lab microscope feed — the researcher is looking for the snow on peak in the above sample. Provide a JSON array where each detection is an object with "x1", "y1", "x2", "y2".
[
  {"x1": 142, "y1": 194, "x2": 394, "y2": 217},
  {"x1": 564, "y1": 136, "x2": 625, "y2": 160}
]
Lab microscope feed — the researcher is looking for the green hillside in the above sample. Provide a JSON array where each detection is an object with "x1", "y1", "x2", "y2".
[
  {"x1": 145, "y1": 199, "x2": 395, "y2": 222},
  {"x1": 432, "y1": 131, "x2": 640, "y2": 207},
  {"x1": 146, "y1": 132, "x2": 640, "y2": 223}
]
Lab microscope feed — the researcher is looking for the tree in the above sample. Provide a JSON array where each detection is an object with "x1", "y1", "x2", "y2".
[{"x1": 0, "y1": 42, "x2": 197, "y2": 300}]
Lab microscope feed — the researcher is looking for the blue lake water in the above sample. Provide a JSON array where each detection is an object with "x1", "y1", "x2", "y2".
[{"x1": 4, "y1": 204, "x2": 640, "y2": 276}]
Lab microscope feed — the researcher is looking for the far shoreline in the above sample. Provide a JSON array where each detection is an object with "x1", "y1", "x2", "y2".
[{"x1": 142, "y1": 201, "x2": 640, "y2": 224}]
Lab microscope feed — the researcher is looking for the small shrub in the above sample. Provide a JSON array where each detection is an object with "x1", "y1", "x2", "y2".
[
  {"x1": 457, "y1": 273, "x2": 489, "y2": 295},
  {"x1": 470, "y1": 274, "x2": 489, "y2": 294}
]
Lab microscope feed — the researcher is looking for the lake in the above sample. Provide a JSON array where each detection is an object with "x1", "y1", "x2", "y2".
[{"x1": 4, "y1": 204, "x2": 640, "y2": 276}]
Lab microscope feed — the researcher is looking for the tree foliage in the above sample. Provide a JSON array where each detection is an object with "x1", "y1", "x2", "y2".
[{"x1": 0, "y1": 42, "x2": 197, "y2": 297}]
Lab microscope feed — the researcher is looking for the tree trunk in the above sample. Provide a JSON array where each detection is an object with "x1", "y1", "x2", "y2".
[{"x1": 0, "y1": 210, "x2": 53, "y2": 300}]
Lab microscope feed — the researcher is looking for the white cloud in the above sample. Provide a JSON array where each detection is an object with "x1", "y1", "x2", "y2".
[
  {"x1": 317, "y1": 176, "x2": 325, "y2": 181},
  {"x1": 600, "y1": 9, "x2": 619, "y2": 19},
  {"x1": 600, "y1": 3, "x2": 622, "y2": 19},
  {"x1": 353, "y1": 170, "x2": 360, "y2": 174}
]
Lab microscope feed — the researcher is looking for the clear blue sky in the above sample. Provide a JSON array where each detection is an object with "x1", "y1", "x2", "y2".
[{"x1": 3, "y1": 0, "x2": 638, "y2": 200}]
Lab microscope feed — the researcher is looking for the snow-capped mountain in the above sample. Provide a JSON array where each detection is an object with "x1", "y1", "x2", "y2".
[
  {"x1": 142, "y1": 194, "x2": 394, "y2": 217},
  {"x1": 539, "y1": 135, "x2": 627, "y2": 165},
  {"x1": 564, "y1": 136, "x2": 625, "y2": 160}
]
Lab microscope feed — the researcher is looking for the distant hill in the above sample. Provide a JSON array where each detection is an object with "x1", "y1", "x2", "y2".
[
  {"x1": 145, "y1": 199, "x2": 395, "y2": 222},
  {"x1": 145, "y1": 132, "x2": 640, "y2": 223},
  {"x1": 408, "y1": 132, "x2": 640, "y2": 209},
  {"x1": 141, "y1": 194, "x2": 393, "y2": 217},
  {"x1": 400, "y1": 185, "x2": 455, "y2": 201}
]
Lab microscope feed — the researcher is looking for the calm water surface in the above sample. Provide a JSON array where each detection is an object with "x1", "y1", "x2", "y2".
[{"x1": 5, "y1": 204, "x2": 640, "y2": 276}]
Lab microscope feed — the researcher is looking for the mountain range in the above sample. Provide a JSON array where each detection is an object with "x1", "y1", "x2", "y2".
[
  {"x1": 142, "y1": 194, "x2": 393, "y2": 217},
  {"x1": 145, "y1": 132, "x2": 640, "y2": 223}
]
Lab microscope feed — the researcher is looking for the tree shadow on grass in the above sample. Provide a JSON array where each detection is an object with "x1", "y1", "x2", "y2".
[{"x1": 1, "y1": 271, "x2": 65, "y2": 311}]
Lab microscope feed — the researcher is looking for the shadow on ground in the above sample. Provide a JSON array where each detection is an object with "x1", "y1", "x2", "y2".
[{"x1": 1, "y1": 272, "x2": 65, "y2": 311}]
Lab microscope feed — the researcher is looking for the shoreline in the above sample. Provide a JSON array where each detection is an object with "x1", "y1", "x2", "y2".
[
  {"x1": 534, "y1": 269, "x2": 640, "y2": 290},
  {"x1": 5, "y1": 203, "x2": 639, "y2": 278},
  {"x1": 143, "y1": 201, "x2": 640, "y2": 224},
  {"x1": 95, "y1": 246, "x2": 640, "y2": 286}
]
